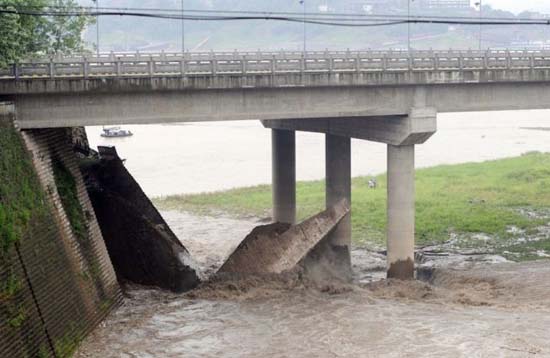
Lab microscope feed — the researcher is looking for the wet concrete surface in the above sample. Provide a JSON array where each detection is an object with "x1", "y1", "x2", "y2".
[{"x1": 76, "y1": 211, "x2": 550, "y2": 358}]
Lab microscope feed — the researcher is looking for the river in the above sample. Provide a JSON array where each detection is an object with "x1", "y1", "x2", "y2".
[
  {"x1": 76, "y1": 211, "x2": 550, "y2": 358},
  {"x1": 76, "y1": 111, "x2": 550, "y2": 357},
  {"x1": 86, "y1": 110, "x2": 550, "y2": 197}
]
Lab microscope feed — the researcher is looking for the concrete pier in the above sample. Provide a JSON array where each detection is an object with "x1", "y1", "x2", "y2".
[
  {"x1": 325, "y1": 134, "x2": 352, "y2": 269},
  {"x1": 265, "y1": 109, "x2": 436, "y2": 279},
  {"x1": 387, "y1": 144, "x2": 416, "y2": 280},
  {"x1": 272, "y1": 129, "x2": 296, "y2": 224}
]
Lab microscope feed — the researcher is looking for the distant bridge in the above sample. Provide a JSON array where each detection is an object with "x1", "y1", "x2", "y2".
[{"x1": 2, "y1": 49, "x2": 550, "y2": 280}]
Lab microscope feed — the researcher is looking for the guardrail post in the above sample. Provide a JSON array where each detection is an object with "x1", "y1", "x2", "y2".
[
  {"x1": 530, "y1": 53, "x2": 535, "y2": 69},
  {"x1": 13, "y1": 64, "x2": 19, "y2": 80},
  {"x1": 434, "y1": 53, "x2": 439, "y2": 70},
  {"x1": 212, "y1": 59, "x2": 217, "y2": 75},
  {"x1": 180, "y1": 60, "x2": 185, "y2": 77},
  {"x1": 83, "y1": 58, "x2": 88, "y2": 78},
  {"x1": 271, "y1": 54, "x2": 276, "y2": 74},
  {"x1": 356, "y1": 54, "x2": 361, "y2": 73},
  {"x1": 115, "y1": 58, "x2": 122, "y2": 77},
  {"x1": 458, "y1": 54, "x2": 463, "y2": 70},
  {"x1": 242, "y1": 55, "x2": 247, "y2": 74},
  {"x1": 209, "y1": 50, "x2": 216, "y2": 75},
  {"x1": 49, "y1": 59, "x2": 54, "y2": 78},
  {"x1": 329, "y1": 56, "x2": 334, "y2": 73},
  {"x1": 483, "y1": 51, "x2": 489, "y2": 69},
  {"x1": 506, "y1": 50, "x2": 511, "y2": 69},
  {"x1": 148, "y1": 57, "x2": 154, "y2": 77}
]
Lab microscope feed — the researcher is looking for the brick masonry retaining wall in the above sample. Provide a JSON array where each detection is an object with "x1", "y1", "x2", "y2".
[{"x1": 0, "y1": 103, "x2": 121, "y2": 357}]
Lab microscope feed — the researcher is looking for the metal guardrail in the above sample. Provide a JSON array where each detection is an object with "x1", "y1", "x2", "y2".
[{"x1": 2, "y1": 50, "x2": 550, "y2": 79}]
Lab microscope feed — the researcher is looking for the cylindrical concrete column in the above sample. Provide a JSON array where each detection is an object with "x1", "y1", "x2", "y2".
[
  {"x1": 326, "y1": 134, "x2": 351, "y2": 248},
  {"x1": 326, "y1": 134, "x2": 352, "y2": 277},
  {"x1": 272, "y1": 129, "x2": 296, "y2": 224},
  {"x1": 387, "y1": 144, "x2": 415, "y2": 280}
]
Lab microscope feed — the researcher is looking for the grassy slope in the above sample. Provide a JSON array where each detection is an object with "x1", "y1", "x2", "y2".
[{"x1": 153, "y1": 153, "x2": 550, "y2": 247}]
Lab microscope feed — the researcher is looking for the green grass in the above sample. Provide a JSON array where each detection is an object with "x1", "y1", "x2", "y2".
[
  {"x1": 154, "y1": 152, "x2": 550, "y2": 247},
  {"x1": 0, "y1": 273, "x2": 21, "y2": 301},
  {"x1": 54, "y1": 329, "x2": 84, "y2": 358},
  {"x1": 501, "y1": 238, "x2": 550, "y2": 262},
  {"x1": 52, "y1": 157, "x2": 89, "y2": 244},
  {"x1": 0, "y1": 122, "x2": 48, "y2": 254},
  {"x1": 0, "y1": 121, "x2": 48, "y2": 337}
]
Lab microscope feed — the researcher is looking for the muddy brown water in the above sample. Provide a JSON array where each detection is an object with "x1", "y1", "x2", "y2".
[
  {"x1": 87, "y1": 111, "x2": 550, "y2": 197},
  {"x1": 76, "y1": 212, "x2": 550, "y2": 358}
]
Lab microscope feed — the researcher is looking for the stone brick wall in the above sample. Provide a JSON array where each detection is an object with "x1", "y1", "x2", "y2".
[{"x1": 0, "y1": 103, "x2": 121, "y2": 357}]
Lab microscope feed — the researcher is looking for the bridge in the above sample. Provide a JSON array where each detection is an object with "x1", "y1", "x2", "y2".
[{"x1": 2, "y1": 49, "x2": 550, "y2": 280}]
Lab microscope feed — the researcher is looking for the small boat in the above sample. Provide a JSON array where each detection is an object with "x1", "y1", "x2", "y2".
[{"x1": 101, "y1": 127, "x2": 133, "y2": 138}]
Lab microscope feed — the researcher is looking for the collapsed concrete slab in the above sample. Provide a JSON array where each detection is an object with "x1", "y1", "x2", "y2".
[
  {"x1": 219, "y1": 199, "x2": 350, "y2": 275},
  {"x1": 81, "y1": 146, "x2": 200, "y2": 293}
]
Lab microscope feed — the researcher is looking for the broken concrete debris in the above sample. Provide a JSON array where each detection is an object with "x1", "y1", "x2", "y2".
[
  {"x1": 83, "y1": 144, "x2": 350, "y2": 292},
  {"x1": 219, "y1": 199, "x2": 350, "y2": 275},
  {"x1": 82, "y1": 146, "x2": 201, "y2": 293}
]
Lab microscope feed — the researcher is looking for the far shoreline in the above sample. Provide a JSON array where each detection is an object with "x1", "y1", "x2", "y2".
[{"x1": 521, "y1": 127, "x2": 550, "y2": 132}]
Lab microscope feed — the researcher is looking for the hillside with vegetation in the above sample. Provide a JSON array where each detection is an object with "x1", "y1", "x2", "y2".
[{"x1": 78, "y1": 0, "x2": 550, "y2": 52}]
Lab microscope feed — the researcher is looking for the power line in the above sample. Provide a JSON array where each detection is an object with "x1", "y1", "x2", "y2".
[
  {"x1": 0, "y1": 5, "x2": 549, "y2": 21},
  {"x1": 0, "y1": 8, "x2": 403, "y2": 26},
  {"x1": 0, "y1": 8, "x2": 549, "y2": 27},
  {"x1": 2, "y1": 4, "x2": 550, "y2": 22},
  {"x1": 0, "y1": 9, "x2": 404, "y2": 26}
]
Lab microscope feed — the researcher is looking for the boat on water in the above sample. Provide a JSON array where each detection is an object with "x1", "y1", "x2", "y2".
[{"x1": 101, "y1": 127, "x2": 133, "y2": 138}]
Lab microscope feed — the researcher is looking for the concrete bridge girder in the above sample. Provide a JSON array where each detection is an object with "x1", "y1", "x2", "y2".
[
  {"x1": 268, "y1": 109, "x2": 438, "y2": 280},
  {"x1": 12, "y1": 80, "x2": 550, "y2": 129},
  {"x1": 262, "y1": 107, "x2": 437, "y2": 146}
]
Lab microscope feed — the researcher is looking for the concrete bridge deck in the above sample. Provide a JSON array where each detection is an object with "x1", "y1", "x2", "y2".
[{"x1": 3, "y1": 50, "x2": 550, "y2": 129}]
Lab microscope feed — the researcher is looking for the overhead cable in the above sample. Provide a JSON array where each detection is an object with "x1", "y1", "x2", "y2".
[
  {"x1": 3, "y1": 4, "x2": 550, "y2": 22},
  {"x1": 0, "y1": 8, "x2": 549, "y2": 27}
]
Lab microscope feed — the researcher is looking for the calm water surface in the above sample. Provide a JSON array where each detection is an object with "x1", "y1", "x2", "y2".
[{"x1": 87, "y1": 110, "x2": 550, "y2": 197}]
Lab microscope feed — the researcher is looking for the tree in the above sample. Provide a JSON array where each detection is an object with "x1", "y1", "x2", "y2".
[
  {"x1": 0, "y1": 0, "x2": 93, "y2": 68},
  {"x1": 43, "y1": 0, "x2": 92, "y2": 54}
]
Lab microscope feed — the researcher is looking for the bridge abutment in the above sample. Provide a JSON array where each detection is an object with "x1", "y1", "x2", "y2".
[{"x1": 272, "y1": 129, "x2": 296, "y2": 224}]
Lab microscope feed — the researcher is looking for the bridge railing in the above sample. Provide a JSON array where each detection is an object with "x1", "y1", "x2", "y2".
[{"x1": 3, "y1": 50, "x2": 550, "y2": 79}]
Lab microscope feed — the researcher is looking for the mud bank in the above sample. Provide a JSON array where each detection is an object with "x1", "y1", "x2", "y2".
[{"x1": 76, "y1": 212, "x2": 550, "y2": 358}]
